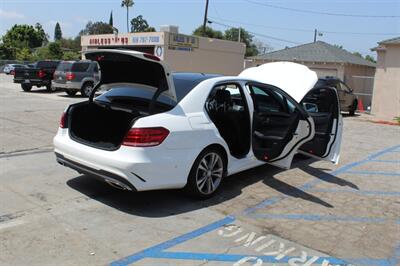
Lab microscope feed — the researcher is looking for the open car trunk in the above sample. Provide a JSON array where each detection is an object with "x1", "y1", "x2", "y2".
[
  {"x1": 66, "y1": 49, "x2": 177, "y2": 150},
  {"x1": 69, "y1": 102, "x2": 140, "y2": 150}
]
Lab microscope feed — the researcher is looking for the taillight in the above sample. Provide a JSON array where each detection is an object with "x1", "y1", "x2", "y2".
[
  {"x1": 59, "y1": 112, "x2": 68, "y2": 128},
  {"x1": 122, "y1": 127, "x2": 169, "y2": 147},
  {"x1": 38, "y1": 70, "x2": 46, "y2": 78},
  {"x1": 66, "y1": 72, "x2": 75, "y2": 81}
]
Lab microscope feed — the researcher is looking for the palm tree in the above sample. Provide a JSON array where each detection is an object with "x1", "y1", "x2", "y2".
[{"x1": 121, "y1": 0, "x2": 134, "y2": 33}]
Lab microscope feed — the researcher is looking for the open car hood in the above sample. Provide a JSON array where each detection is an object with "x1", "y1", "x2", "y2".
[
  {"x1": 239, "y1": 62, "x2": 318, "y2": 103},
  {"x1": 84, "y1": 49, "x2": 177, "y2": 102}
]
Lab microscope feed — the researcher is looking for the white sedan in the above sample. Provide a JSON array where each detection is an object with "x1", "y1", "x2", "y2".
[{"x1": 54, "y1": 49, "x2": 342, "y2": 198}]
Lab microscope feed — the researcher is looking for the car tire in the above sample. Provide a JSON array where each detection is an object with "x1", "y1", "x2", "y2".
[
  {"x1": 21, "y1": 84, "x2": 32, "y2": 92},
  {"x1": 349, "y1": 100, "x2": 357, "y2": 116},
  {"x1": 185, "y1": 147, "x2": 227, "y2": 199},
  {"x1": 46, "y1": 84, "x2": 56, "y2": 92},
  {"x1": 81, "y1": 82, "x2": 94, "y2": 97},
  {"x1": 65, "y1": 90, "x2": 77, "y2": 96}
]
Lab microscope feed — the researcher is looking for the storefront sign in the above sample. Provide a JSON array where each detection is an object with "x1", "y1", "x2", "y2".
[
  {"x1": 132, "y1": 35, "x2": 161, "y2": 45},
  {"x1": 88, "y1": 36, "x2": 129, "y2": 46},
  {"x1": 169, "y1": 33, "x2": 199, "y2": 49}
]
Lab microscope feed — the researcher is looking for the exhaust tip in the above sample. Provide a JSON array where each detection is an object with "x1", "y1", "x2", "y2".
[{"x1": 104, "y1": 179, "x2": 132, "y2": 191}]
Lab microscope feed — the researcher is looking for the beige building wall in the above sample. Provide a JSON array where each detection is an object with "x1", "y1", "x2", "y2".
[
  {"x1": 80, "y1": 31, "x2": 246, "y2": 76},
  {"x1": 163, "y1": 33, "x2": 246, "y2": 75},
  {"x1": 371, "y1": 44, "x2": 400, "y2": 120}
]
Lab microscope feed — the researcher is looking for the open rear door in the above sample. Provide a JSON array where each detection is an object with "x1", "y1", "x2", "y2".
[
  {"x1": 298, "y1": 86, "x2": 343, "y2": 164},
  {"x1": 246, "y1": 82, "x2": 314, "y2": 169}
]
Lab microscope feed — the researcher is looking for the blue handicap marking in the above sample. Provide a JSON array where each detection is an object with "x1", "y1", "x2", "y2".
[{"x1": 110, "y1": 145, "x2": 400, "y2": 266}]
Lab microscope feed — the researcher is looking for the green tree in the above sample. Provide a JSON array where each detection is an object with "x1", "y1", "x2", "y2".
[
  {"x1": 130, "y1": 15, "x2": 155, "y2": 32},
  {"x1": 54, "y1": 22, "x2": 62, "y2": 41},
  {"x1": 121, "y1": 0, "x2": 134, "y2": 32},
  {"x1": 192, "y1": 25, "x2": 223, "y2": 39},
  {"x1": 48, "y1": 42, "x2": 63, "y2": 59},
  {"x1": 224, "y1": 27, "x2": 258, "y2": 56},
  {"x1": 16, "y1": 47, "x2": 33, "y2": 61},
  {"x1": 353, "y1": 52, "x2": 363, "y2": 58},
  {"x1": 0, "y1": 43, "x2": 17, "y2": 59},
  {"x1": 365, "y1": 55, "x2": 376, "y2": 63},
  {"x1": 35, "y1": 23, "x2": 49, "y2": 45},
  {"x1": 2, "y1": 24, "x2": 47, "y2": 49},
  {"x1": 333, "y1": 44, "x2": 343, "y2": 49},
  {"x1": 109, "y1": 11, "x2": 113, "y2": 27},
  {"x1": 59, "y1": 37, "x2": 81, "y2": 51},
  {"x1": 62, "y1": 51, "x2": 80, "y2": 60},
  {"x1": 79, "y1": 21, "x2": 114, "y2": 35}
]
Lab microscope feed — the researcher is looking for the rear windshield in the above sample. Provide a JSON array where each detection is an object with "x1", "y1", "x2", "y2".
[
  {"x1": 57, "y1": 62, "x2": 73, "y2": 71},
  {"x1": 173, "y1": 73, "x2": 220, "y2": 101},
  {"x1": 95, "y1": 85, "x2": 175, "y2": 113},
  {"x1": 72, "y1": 62, "x2": 91, "y2": 72}
]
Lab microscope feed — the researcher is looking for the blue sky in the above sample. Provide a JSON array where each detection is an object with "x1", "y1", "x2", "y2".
[{"x1": 1, "y1": 0, "x2": 399, "y2": 57}]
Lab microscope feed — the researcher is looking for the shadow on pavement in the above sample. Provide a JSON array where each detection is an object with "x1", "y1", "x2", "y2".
[{"x1": 67, "y1": 155, "x2": 357, "y2": 217}]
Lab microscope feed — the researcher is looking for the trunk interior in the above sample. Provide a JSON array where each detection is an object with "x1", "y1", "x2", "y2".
[{"x1": 69, "y1": 103, "x2": 140, "y2": 150}]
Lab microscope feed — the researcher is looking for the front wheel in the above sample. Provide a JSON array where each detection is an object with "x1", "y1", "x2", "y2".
[
  {"x1": 185, "y1": 147, "x2": 226, "y2": 199},
  {"x1": 21, "y1": 84, "x2": 32, "y2": 92}
]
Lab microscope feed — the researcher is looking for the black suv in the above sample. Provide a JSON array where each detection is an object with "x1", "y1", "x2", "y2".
[{"x1": 316, "y1": 76, "x2": 358, "y2": 116}]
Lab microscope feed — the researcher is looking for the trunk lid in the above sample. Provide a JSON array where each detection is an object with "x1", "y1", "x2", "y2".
[
  {"x1": 239, "y1": 62, "x2": 318, "y2": 103},
  {"x1": 84, "y1": 49, "x2": 177, "y2": 102}
]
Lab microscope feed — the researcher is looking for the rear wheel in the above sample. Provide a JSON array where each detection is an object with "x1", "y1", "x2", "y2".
[
  {"x1": 81, "y1": 82, "x2": 94, "y2": 97},
  {"x1": 185, "y1": 147, "x2": 226, "y2": 199},
  {"x1": 21, "y1": 84, "x2": 32, "y2": 92},
  {"x1": 349, "y1": 100, "x2": 357, "y2": 116},
  {"x1": 65, "y1": 90, "x2": 77, "y2": 96},
  {"x1": 46, "y1": 84, "x2": 56, "y2": 92}
]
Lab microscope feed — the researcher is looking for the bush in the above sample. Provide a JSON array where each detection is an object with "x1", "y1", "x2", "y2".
[{"x1": 62, "y1": 51, "x2": 80, "y2": 60}]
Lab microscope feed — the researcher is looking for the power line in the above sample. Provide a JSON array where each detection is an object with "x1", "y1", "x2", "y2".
[
  {"x1": 208, "y1": 20, "x2": 301, "y2": 45},
  {"x1": 243, "y1": 0, "x2": 400, "y2": 18},
  {"x1": 208, "y1": 16, "x2": 400, "y2": 36}
]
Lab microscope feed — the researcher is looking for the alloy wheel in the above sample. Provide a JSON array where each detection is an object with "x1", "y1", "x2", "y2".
[{"x1": 195, "y1": 152, "x2": 223, "y2": 195}]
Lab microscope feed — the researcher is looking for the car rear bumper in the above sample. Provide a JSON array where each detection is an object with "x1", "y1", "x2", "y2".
[
  {"x1": 14, "y1": 78, "x2": 49, "y2": 86},
  {"x1": 52, "y1": 81, "x2": 81, "y2": 90},
  {"x1": 53, "y1": 128, "x2": 197, "y2": 191}
]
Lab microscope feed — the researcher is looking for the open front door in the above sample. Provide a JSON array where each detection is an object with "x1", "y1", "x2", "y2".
[
  {"x1": 248, "y1": 83, "x2": 314, "y2": 169},
  {"x1": 299, "y1": 86, "x2": 343, "y2": 164}
]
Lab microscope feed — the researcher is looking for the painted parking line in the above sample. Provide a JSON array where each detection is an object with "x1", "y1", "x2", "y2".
[
  {"x1": 345, "y1": 170, "x2": 400, "y2": 176},
  {"x1": 110, "y1": 216, "x2": 236, "y2": 266},
  {"x1": 249, "y1": 213, "x2": 387, "y2": 224},
  {"x1": 370, "y1": 160, "x2": 400, "y2": 163},
  {"x1": 148, "y1": 251, "x2": 349, "y2": 265},
  {"x1": 306, "y1": 188, "x2": 400, "y2": 197}
]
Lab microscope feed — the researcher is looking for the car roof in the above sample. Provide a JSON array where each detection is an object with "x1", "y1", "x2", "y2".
[{"x1": 172, "y1": 72, "x2": 221, "y2": 81}]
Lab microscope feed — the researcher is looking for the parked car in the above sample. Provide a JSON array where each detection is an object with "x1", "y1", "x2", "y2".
[
  {"x1": 3, "y1": 64, "x2": 26, "y2": 75},
  {"x1": 13, "y1": 60, "x2": 60, "y2": 92},
  {"x1": 54, "y1": 50, "x2": 342, "y2": 198},
  {"x1": 52, "y1": 61, "x2": 101, "y2": 97},
  {"x1": 316, "y1": 76, "x2": 358, "y2": 115}
]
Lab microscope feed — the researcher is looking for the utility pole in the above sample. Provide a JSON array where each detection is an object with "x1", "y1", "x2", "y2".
[
  {"x1": 314, "y1": 29, "x2": 317, "y2": 43},
  {"x1": 202, "y1": 0, "x2": 209, "y2": 36},
  {"x1": 238, "y1": 27, "x2": 241, "y2": 42}
]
